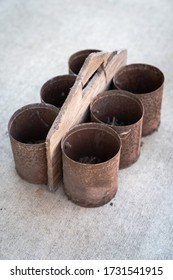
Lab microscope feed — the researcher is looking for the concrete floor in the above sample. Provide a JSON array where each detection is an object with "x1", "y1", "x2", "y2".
[{"x1": 0, "y1": 0, "x2": 173, "y2": 259}]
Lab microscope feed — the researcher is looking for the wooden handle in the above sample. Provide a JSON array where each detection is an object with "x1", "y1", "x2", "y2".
[{"x1": 46, "y1": 49, "x2": 127, "y2": 191}]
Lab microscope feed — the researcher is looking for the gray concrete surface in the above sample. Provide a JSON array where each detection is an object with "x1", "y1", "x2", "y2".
[{"x1": 0, "y1": 0, "x2": 173, "y2": 259}]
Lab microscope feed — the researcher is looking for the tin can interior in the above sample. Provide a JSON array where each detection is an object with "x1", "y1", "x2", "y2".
[
  {"x1": 114, "y1": 65, "x2": 164, "y2": 94},
  {"x1": 92, "y1": 94, "x2": 143, "y2": 126},
  {"x1": 41, "y1": 76, "x2": 76, "y2": 108},
  {"x1": 10, "y1": 107, "x2": 57, "y2": 144},
  {"x1": 63, "y1": 128, "x2": 120, "y2": 163}
]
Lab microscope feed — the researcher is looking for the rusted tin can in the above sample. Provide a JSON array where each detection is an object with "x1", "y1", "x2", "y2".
[
  {"x1": 113, "y1": 64, "x2": 164, "y2": 136},
  {"x1": 40, "y1": 74, "x2": 76, "y2": 108},
  {"x1": 61, "y1": 123, "x2": 121, "y2": 207},
  {"x1": 68, "y1": 49, "x2": 101, "y2": 75},
  {"x1": 8, "y1": 103, "x2": 59, "y2": 184},
  {"x1": 90, "y1": 90, "x2": 144, "y2": 168}
]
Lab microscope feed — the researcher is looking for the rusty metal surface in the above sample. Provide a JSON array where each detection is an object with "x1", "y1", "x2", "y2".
[
  {"x1": 8, "y1": 103, "x2": 59, "y2": 184},
  {"x1": 68, "y1": 49, "x2": 101, "y2": 75},
  {"x1": 61, "y1": 123, "x2": 121, "y2": 207},
  {"x1": 113, "y1": 64, "x2": 164, "y2": 136},
  {"x1": 40, "y1": 74, "x2": 76, "y2": 108},
  {"x1": 90, "y1": 90, "x2": 144, "y2": 168}
]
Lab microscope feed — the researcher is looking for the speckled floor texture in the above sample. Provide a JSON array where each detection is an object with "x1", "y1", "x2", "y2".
[{"x1": 0, "y1": 0, "x2": 173, "y2": 260}]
